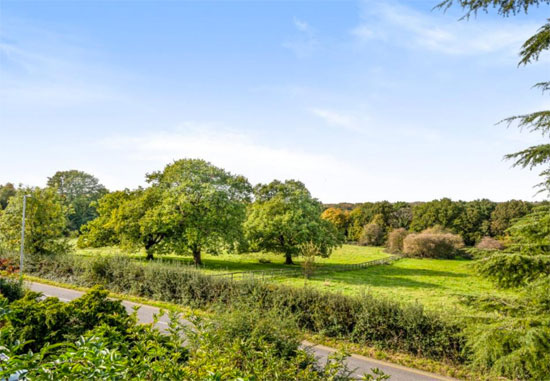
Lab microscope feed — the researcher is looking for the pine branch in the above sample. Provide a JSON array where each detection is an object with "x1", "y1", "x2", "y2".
[
  {"x1": 435, "y1": 1, "x2": 550, "y2": 18},
  {"x1": 504, "y1": 144, "x2": 550, "y2": 169},
  {"x1": 500, "y1": 110, "x2": 550, "y2": 136},
  {"x1": 533, "y1": 81, "x2": 550, "y2": 93},
  {"x1": 519, "y1": 20, "x2": 550, "y2": 65}
]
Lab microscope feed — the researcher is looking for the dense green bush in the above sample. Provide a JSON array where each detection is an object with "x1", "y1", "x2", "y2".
[
  {"x1": 0, "y1": 277, "x2": 24, "y2": 302},
  {"x1": 5, "y1": 252, "x2": 464, "y2": 362},
  {"x1": 0, "y1": 288, "x2": 362, "y2": 380},
  {"x1": 5, "y1": 287, "x2": 131, "y2": 353},
  {"x1": 402, "y1": 231, "x2": 464, "y2": 259}
]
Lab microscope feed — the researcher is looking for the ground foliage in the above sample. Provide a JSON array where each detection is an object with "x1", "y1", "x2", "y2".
[{"x1": 0, "y1": 282, "x2": 373, "y2": 381}]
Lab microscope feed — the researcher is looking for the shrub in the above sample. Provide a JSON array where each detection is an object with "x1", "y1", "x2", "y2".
[
  {"x1": 5, "y1": 286, "x2": 131, "y2": 353},
  {"x1": 0, "y1": 288, "x2": 362, "y2": 380},
  {"x1": 0, "y1": 277, "x2": 25, "y2": 302},
  {"x1": 476, "y1": 237, "x2": 504, "y2": 251},
  {"x1": 402, "y1": 231, "x2": 464, "y2": 259},
  {"x1": 386, "y1": 228, "x2": 409, "y2": 254},
  {"x1": 359, "y1": 222, "x2": 384, "y2": 246}
]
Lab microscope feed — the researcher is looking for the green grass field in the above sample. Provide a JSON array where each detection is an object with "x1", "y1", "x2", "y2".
[
  {"x1": 73, "y1": 242, "x2": 518, "y2": 317},
  {"x1": 74, "y1": 243, "x2": 390, "y2": 272},
  {"x1": 280, "y1": 258, "x2": 518, "y2": 316}
]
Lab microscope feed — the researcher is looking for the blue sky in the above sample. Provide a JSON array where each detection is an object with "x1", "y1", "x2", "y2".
[{"x1": 1, "y1": 0, "x2": 548, "y2": 202}]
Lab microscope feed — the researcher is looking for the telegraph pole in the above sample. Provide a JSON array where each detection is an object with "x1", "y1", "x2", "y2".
[{"x1": 19, "y1": 194, "x2": 30, "y2": 284}]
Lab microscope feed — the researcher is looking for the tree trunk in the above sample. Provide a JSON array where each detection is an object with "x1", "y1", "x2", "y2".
[
  {"x1": 192, "y1": 247, "x2": 202, "y2": 266},
  {"x1": 145, "y1": 248, "x2": 154, "y2": 261},
  {"x1": 284, "y1": 251, "x2": 294, "y2": 265}
]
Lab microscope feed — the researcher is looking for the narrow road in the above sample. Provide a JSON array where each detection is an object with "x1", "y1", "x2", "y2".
[{"x1": 27, "y1": 281, "x2": 457, "y2": 381}]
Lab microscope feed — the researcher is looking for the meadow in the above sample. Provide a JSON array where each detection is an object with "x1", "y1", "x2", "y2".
[{"x1": 73, "y1": 242, "x2": 517, "y2": 317}]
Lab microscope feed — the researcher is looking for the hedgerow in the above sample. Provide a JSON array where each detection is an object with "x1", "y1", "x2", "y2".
[
  {"x1": 3, "y1": 252, "x2": 465, "y2": 362},
  {"x1": 0, "y1": 286, "x2": 363, "y2": 380}
]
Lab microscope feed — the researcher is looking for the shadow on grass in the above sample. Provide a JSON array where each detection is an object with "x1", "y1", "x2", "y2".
[
  {"x1": 309, "y1": 265, "x2": 468, "y2": 290},
  {"x1": 131, "y1": 254, "x2": 386, "y2": 273}
]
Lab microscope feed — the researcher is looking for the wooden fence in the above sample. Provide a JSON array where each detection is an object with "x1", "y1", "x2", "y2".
[{"x1": 209, "y1": 255, "x2": 400, "y2": 282}]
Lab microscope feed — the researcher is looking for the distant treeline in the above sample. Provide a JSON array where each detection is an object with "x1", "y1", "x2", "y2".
[{"x1": 322, "y1": 198, "x2": 548, "y2": 246}]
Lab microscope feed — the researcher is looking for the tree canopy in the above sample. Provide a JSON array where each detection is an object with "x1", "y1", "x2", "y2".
[
  {"x1": 0, "y1": 187, "x2": 68, "y2": 254},
  {"x1": 78, "y1": 159, "x2": 251, "y2": 264},
  {"x1": 47, "y1": 170, "x2": 108, "y2": 232},
  {"x1": 245, "y1": 180, "x2": 341, "y2": 264},
  {"x1": 0, "y1": 183, "x2": 16, "y2": 210}
]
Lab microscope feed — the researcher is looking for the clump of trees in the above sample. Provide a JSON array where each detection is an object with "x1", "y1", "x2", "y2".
[
  {"x1": 79, "y1": 159, "x2": 252, "y2": 264},
  {"x1": 47, "y1": 170, "x2": 108, "y2": 232},
  {"x1": 324, "y1": 198, "x2": 540, "y2": 250},
  {"x1": 78, "y1": 162, "x2": 341, "y2": 264}
]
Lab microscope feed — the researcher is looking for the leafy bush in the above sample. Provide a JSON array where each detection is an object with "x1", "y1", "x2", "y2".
[
  {"x1": 385, "y1": 228, "x2": 409, "y2": 254},
  {"x1": 476, "y1": 253, "x2": 550, "y2": 288},
  {"x1": 359, "y1": 222, "x2": 385, "y2": 246},
  {"x1": 475, "y1": 236, "x2": 504, "y2": 251},
  {"x1": 402, "y1": 231, "x2": 464, "y2": 259},
  {"x1": 5, "y1": 286, "x2": 131, "y2": 353},
  {"x1": 0, "y1": 288, "x2": 363, "y2": 380},
  {"x1": 0, "y1": 277, "x2": 25, "y2": 302}
]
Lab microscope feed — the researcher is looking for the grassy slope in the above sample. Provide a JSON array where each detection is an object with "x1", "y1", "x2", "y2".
[{"x1": 281, "y1": 258, "x2": 518, "y2": 316}]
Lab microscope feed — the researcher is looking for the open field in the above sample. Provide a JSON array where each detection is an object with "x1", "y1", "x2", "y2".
[
  {"x1": 73, "y1": 242, "x2": 518, "y2": 317},
  {"x1": 280, "y1": 258, "x2": 519, "y2": 316},
  {"x1": 74, "y1": 243, "x2": 391, "y2": 272}
]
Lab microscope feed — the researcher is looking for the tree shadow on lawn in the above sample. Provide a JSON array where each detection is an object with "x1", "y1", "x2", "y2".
[{"x1": 311, "y1": 265, "x2": 468, "y2": 290}]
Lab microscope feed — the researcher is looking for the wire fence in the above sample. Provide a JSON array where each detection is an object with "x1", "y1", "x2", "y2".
[{"x1": 209, "y1": 255, "x2": 401, "y2": 282}]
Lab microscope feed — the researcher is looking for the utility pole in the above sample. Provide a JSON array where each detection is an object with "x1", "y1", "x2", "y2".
[{"x1": 19, "y1": 194, "x2": 30, "y2": 284}]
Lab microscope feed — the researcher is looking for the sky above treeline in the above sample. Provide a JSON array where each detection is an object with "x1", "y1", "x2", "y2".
[{"x1": 1, "y1": 0, "x2": 549, "y2": 203}]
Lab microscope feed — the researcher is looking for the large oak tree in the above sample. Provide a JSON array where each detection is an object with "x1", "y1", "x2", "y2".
[{"x1": 245, "y1": 180, "x2": 341, "y2": 265}]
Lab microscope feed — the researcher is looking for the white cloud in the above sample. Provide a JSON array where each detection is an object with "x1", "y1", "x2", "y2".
[
  {"x1": 309, "y1": 108, "x2": 362, "y2": 131},
  {"x1": 101, "y1": 128, "x2": 374, "y2": 202},
  {"x1": 352, "y1": 1, "x2": 538, "y2": 56}
]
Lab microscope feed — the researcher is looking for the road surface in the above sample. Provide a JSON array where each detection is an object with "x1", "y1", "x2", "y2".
[{"x1": 27, "y1": 281, "x2": 457, "y2": 381}]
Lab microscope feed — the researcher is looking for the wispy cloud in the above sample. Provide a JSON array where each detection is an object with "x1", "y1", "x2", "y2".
[
  {"x1": 101, "y1": 126, "x2": 371, "y2": 201},
  {"x1": 283, "y1": 17, "x2": 320, "y2": 58},
  {"x1": 309, "y1": 107, "x2": 366, "y2": 133},
  {"x1": 351, "y1": 0, "x2": 538, "y2": 57}
]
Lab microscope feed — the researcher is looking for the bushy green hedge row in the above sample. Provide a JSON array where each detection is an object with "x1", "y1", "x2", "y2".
[
  {"x1": 0, "y1": 282, "x2": 360, "y2": 380},
  {"x1": 9, "y1": 252, "x2": 464, "y2": 362}
]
